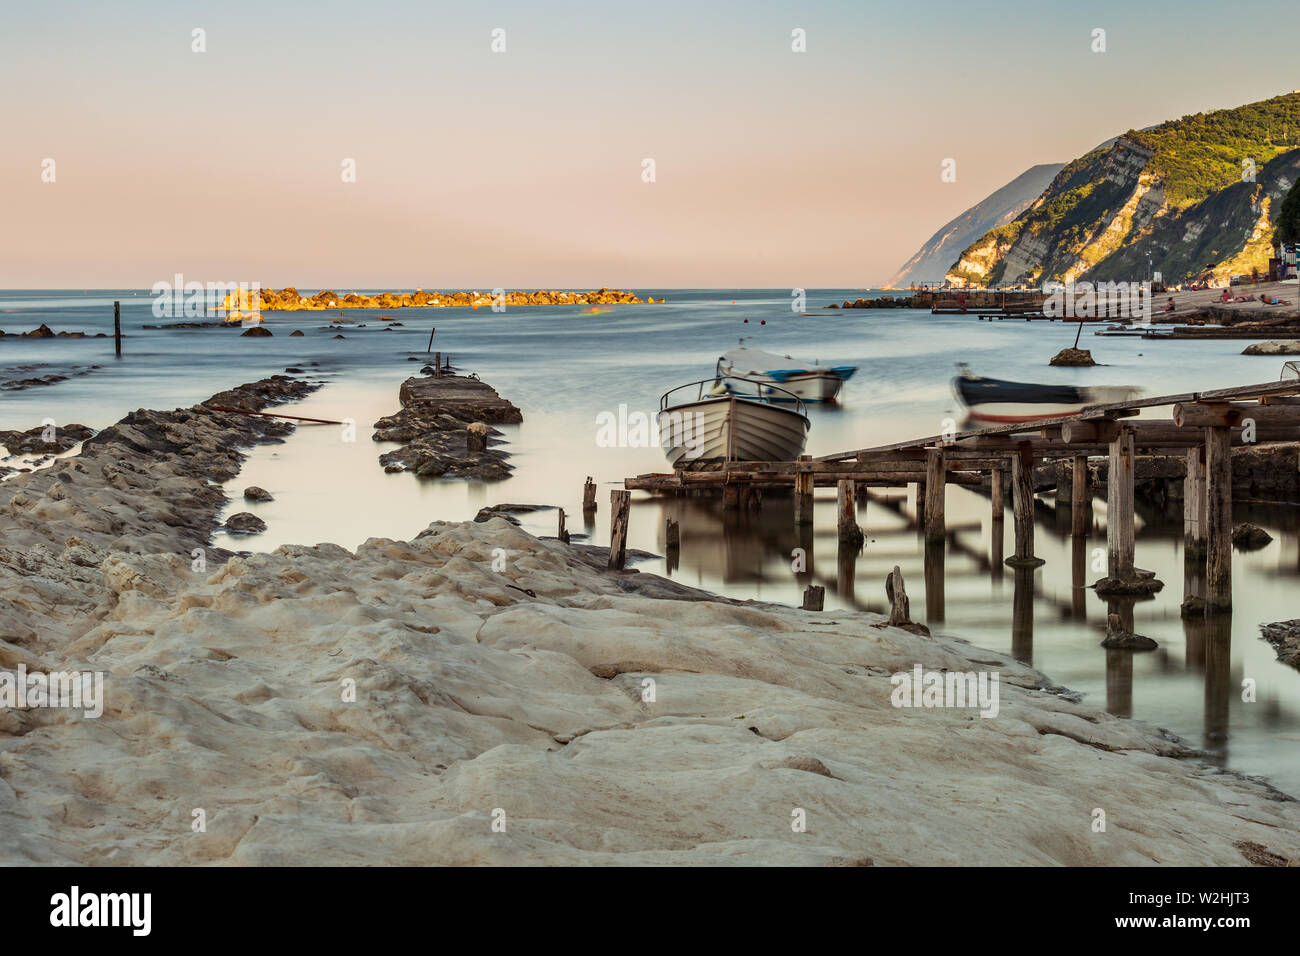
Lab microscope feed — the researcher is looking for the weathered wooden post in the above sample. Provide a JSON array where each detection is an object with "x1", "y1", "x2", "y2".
[
  {"x1": 837, "y1": 479, "x2": 864, "y2": 546},
  {"x1": 1106, "y1": 425, "x2": 1136, "y2": 583},
  {"x1": 608, "y1": 489, "x2": 631, "y2": 569},
  {"x1": 1204, "y1": 426, "x2": 1233, "y2": 612},
  {"x1": 801, "y1": 585, "x2": 825, "y2": 611},
  {"x1": 886, "y1": 565, "x2": 911, "y2": 626},
  {"x1": 916, "y1": 478, "x2": 926, "y2": 526},
  {"x1": 1006, "y1": 442, "x2": 1043, "y2": 567},
  {"x1": 427, "y1": 326, "x2": 436, "y2": 352},
  {"x1": 114, "y1": 301, "x2": 121, "y2": 356},
  {"x1": 583, "y1": 477, "x2": 597, "y2": 513},
  {"x1": 558, "y1": 508, "x2": 570, "y2": 544},
  {"x1": 990, "y1": 464, "x2": 1004, "y2": 522},
  {"x1": 1071, "y1": 454, "x2": 1089, "y2": 536},
  {"x1": 1183, "y1": 446, "x2": 1207, "y2": 557},
  {"x1": 924, "y1": 447, "x2": 946, "y2": 542},
  {"x1": 793, "y1": 455, "x2": 813, "y2": 525}
]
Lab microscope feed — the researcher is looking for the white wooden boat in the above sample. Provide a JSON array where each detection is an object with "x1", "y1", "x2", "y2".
[
  {"x1": 716, "y1": 346, "x2": 856, "y2": 403},
  {"x1": 657, "y1": 376, "x2": 810, "y2": 466}
]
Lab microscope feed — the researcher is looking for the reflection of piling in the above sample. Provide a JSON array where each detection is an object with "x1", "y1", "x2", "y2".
[
  {"x1": 924, "y1": 539, "x2": 945, "y2": 623},
  {"x1": 114, "y1": 301, "x2": 121, "y2": 356},
  {"x1": 665, "y1": 517, "x2": 679, "y2": 573},
  {"x1": 837, "y1": 542, "x2": 856, "y2": 605},
  {"x1": 1203, "y1": 612, "x2": 1233, "y2": 762},
  {"x1": 1070, "y1": 535, "x2": 1087, "y2": 620},
  {"x1": 608, "y1": 490, "x2": 630, "y2": 569},
  {"x1": 1104, "y1": 649, "x2": 1134, "y2": 718},
  {"x1": 1011, "y1": 565, "x2": 1034, "y2": 664}
]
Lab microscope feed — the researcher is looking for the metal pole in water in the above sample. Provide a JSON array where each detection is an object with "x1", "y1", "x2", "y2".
[{"x1": 114, "y1": 301, "x2": 122, "y2": 356}]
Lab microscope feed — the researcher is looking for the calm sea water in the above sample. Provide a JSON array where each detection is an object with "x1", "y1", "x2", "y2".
[{"x1": 3, "y1": 289, "x2": 1299, "y2": 793}]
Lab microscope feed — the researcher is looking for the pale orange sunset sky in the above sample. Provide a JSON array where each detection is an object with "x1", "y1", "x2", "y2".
[{"x1": 3, "y1": 0, "x2": 1298, "y2": 288}]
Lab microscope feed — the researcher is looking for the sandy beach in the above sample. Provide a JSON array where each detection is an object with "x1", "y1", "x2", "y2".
[{"x1": 2, "y1": 379, "x2": 1297, "y2": 866}]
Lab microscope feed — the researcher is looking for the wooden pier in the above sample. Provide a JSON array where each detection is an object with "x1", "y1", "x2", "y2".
[{"x1": 623, "y1": 376, "x2": 1300, "y2": 617}]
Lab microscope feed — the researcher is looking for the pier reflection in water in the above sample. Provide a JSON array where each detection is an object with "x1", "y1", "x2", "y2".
[{"x1": 633, "y1": 481, "x2": 1300, "y2": 795}]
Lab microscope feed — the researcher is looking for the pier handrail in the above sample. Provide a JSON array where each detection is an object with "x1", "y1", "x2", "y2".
[{"x1": 660, "y1": 375, "x2": 807, "y2": 418}]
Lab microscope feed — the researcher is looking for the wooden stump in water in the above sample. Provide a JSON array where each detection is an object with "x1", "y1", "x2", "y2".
[
  {"x1": 886, "y1": 565, "x2": 910, "y2": 626},
  {"x1": 558, "y1": 508, "x2": 570, "y2": 545},
  {"x1": 583, "y1": 477, "x2": 597, "y2": 513},
  {"x1": 801, "y1": 585, "x2": 824, "y2": 611}
]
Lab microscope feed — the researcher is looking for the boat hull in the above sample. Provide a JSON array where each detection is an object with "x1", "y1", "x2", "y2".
[
  {"x1": 954, "y1": 373, "x2": 1142, "y2": 425},
  {"x1": 658, "y1": 396, "x2": 810, "y2": 465}
]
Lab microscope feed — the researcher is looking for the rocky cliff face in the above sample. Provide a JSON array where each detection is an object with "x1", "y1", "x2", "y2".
[
  {"x1": 887, "y1": 163, "x2": 1062, "y2": 288},
  {"x1": 946, "y1": 93, "x2": 1300, "y2": 287}
]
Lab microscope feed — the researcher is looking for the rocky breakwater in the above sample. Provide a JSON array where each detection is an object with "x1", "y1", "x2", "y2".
[
  {"x1": 1, "y1": 513, "x2": 1299, "y2": 863},
  {"x1": 373, "y1": 372, "x2": 523, "y2": 479},
  {"x1": 222, "y1": 287, "x2": 660, "y2": 312},
  {"x1": 0, "y1": 374, "x2": 320, "y2": 654}
]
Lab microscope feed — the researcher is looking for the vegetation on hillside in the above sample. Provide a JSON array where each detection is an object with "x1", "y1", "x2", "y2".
[{"x1": 1126, "y1": 92, "x2": 1300, "y2": 207}]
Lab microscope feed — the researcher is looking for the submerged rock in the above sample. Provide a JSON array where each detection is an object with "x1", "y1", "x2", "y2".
[
  {"x1": 1242, "y1": 340, "x2": 1300, "y2": 355},
  {"x1": 1260, "y1": 620, "x2": 1300, "y2": 669},
  {"x1": 1232, "y1": 523, "x2": 1273, "y2": 549},
  {"x1": 240, "y1": 326, "x2": 273, "y2": 337},
  {"x1": 1049, "y1": 347, "x2": 1097, "y2": 366},
  {"x1": 243, "y1": 486, "x2": 274, "y2": 502},
  {"x1": 225, "y1": 512, "x2": 267, "y2": 534}
]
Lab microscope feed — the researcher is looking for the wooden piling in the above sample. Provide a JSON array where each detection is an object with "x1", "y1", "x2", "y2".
[
  {"x1": 924, "y1": 448, "x2": 946, "y2": 542},
  {"x1": 1106, "y1": 426, "x2": 1135, "y2": 583},
  {"x1": 583, "y1": 477, "x2": 597, "y2": 513},
  {"x1": 793, "y1": 455, "x2": 813, "y2": 525},
  {"x1": 1183, "y1": 446, "x2": 1206, "y2": 556},
  {"x1": 1007, "y1": 443, "x2": 1043, "y2": 566},
  {"x1": 1205, "y1": 426, "x2": 1233, "y2": 612},
  {"x1": 990, "y1": 465, "x2": 1004, "y2": 523},
  {"x1": 114, "y1": 301, "x2": 121, "y2": 356},
  {"x1": 608, "y1": 489, "x2": 631, "y2": 569},
  {"x1": 1071, "y1": 455, "x2": 1088, "y2": 536},
  {"x1": 558, "y1": 508, "x2": 570, "y2": 544},
  {"x1": 427, "y1": 326, "x2": 436, "y2": 352},
  {"x1": 837, "y1": 480, "x2": 864, "y2": 546},
  {"x1": 434, "y1": 352, "x2": 442, "y2": 378},
  {"x1": 801, "y1": 585, "x2": 825, "y2": 611}
]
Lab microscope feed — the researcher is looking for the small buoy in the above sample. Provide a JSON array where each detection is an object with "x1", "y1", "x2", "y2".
[
  {"x1": 760, "y1": 320, "x2": 766, "y2": 325},
  {"x1": 743, "y1": 318, "x2": 749, "y2": 323}
]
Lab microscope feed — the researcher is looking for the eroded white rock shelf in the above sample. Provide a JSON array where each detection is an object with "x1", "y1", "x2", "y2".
[{"x1": 1, "y1": 378, "x2": 1298, "y2": 865}]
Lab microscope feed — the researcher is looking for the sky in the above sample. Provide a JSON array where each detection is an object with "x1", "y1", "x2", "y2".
[{"x1": 3, "y1": 0, "x2": 1299, "y2": 288}]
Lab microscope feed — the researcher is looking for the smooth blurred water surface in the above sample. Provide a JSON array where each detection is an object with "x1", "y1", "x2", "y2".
[{"x1": 3, "y1": 288, "x2": 1299, "y2": 793}]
